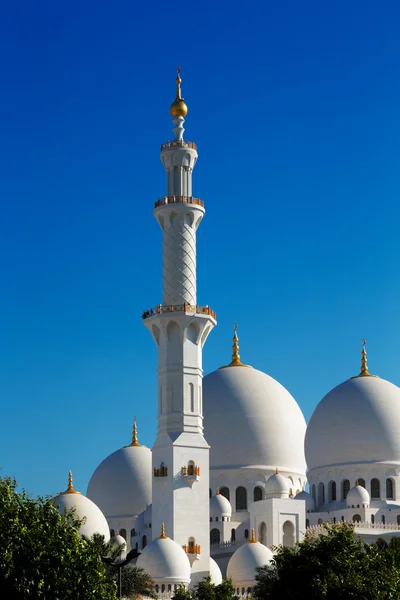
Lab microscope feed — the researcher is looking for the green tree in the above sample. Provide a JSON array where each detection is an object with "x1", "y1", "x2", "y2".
[
  {"x1": 253, "y1": 523, "x2": 400, "y2": 600},
  {"x1": 172, "y1": 583, "x2": 193, "y2": 600},
  {"x1": 0, "y1": 476, "x2": 117, "y2": 600},
  {"x1": 215, "y1": 578, "x2": 236, "y2": 600}
]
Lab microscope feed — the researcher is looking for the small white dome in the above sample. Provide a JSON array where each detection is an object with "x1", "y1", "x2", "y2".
[
  {"x1": 346, "y1": 484, "x2": 370, "y2": 508},
  {"x1": 53, "y1": 474, "x2": 110, "y2": 542},
  {"x1": 114, "y1": 534, "x2": 127, "y2": 559},
  {"x1": 305, "y1": 376, "x2": 400, "y2": 470},
  {"x1": 87, "y1": 440, "x2": 152, "y2": 519},
  {"x1": 136, "y1": 527, "x2": 190, "y2": 585},
  {"x1": 204, "y1": 366, "x2": 306, "y2": 473},
  {"x1": 210, "y1": 492, "x2": 232, "y2": 519},
  {"x1": 227, "y1": 535, "x2": 273, "y2": 588},
  {"x1": 209, "y1": 557, "x2": 223, "y2": 585},
  {"x1": 265, "y1": 471, "x2": 289, "y2": 498},
  {"x1": 295, "y1": 490, "x2": 315, "y2": 512}
]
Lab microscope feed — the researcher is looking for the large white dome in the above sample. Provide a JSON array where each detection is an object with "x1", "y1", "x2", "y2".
[
  {"x1": 87, "y1": 440, "x2": 152, "y2": 518},
  {"x1": 136, "y1": 527, "x2": 191, "y2": 585},
  {"x1": 305, "y1": 376, "x2": 400, "y2": 471},
  {"x1": 203, "y1": 366, "x2": 306, "y2": 472}
]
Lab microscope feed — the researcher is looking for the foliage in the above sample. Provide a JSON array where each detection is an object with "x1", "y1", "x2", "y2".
[
  {"x1": 214, "y1": 577, "x2": 236, "y2": 600},
  {"x1": 253, "y1": 522, "x2": 400, "y2": 600},
  {"x1": 172, "y1": 583, "x2": 193, "y2": 600},
  {"x1": 172, "y1": 577, "x2": 236, "y2": 600},
  {"x1": 0, "y1": 476, "x2": 117, "y2": 599}
]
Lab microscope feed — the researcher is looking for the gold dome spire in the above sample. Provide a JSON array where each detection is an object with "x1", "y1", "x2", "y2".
[
  {"x1": 248, "y1": 528, "x2": 257, "y2": 543},
  {"x1": 129, "y1": 416, "x2": 141, "y2": 447},
  {"x1": 60, "y1": 471, "x2": 81, "y2": 495},
  {"x1": 159, "y1": 522, "x2": 168, "y2": 539},
  {"x1": 170, "y1": 66, "x2": 188, "y2": 118},
  {"x1": 220, "y1": 324, "x2": 252, "y2": 369},
  {"x1": 352, "y1": 339, "x2": 377, "y2": 379}
]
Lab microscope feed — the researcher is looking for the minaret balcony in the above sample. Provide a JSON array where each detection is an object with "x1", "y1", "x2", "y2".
[
  {"x1": 154, "y1": 466, "x2": 168, "y2": 478},
  {"x1": 183, "y1": 544, "x2": 201, "y2": 562},
  {"x1": 181, "y1": 464, "x2": 200, "y2": 485},
  {"x1": 161, "y1": 140, "x2": 197, "y2": 151},
  {"x1": 142, "y1": 303, "x2": 216, "y2": 321},
  {"x1": 154, "y1": 195, "x2": 204, "y2": 209}
]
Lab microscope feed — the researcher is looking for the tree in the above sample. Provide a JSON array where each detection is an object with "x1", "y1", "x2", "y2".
[
  {"x1": 172, "y1": 583, "x2": 193, "y2": 600},
  {"x1": 190, "y1": 577, "x2": 236, "y2": 600},
  {"x1": 0, "y1": 476, "x2": 117, "y2": 599},
  {"x1": 253, "y1": 523, "x2": 400, "y2": 600}
]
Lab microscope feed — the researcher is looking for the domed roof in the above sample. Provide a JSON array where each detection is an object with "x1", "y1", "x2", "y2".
[
  {"x1": 114, "y1": 534, "x2": 127, "y2": 558},
  {"x1": 347, "y1": 483, "x2": 370, "y2": 508},
  {"x1": 295, "y1": 490, "x2": 315, "y2": 512},
  {"x1": 210, "y1": 491, "x2": 232, "y2": 519},
  {"x1": 305, "y1": 355, "x2": 400, "y2": 471},
  {"x1": 136, "y1": 524, "x2": 191, "y2": 585},
  {"x1": 87, "y1": 420, "x2": 152, "y2": 518},
  {"x1": 227, "y1": 530, "x2": 273, "y2": 587},
  {"x1": 265, "y1": 470, "x2": 290, "y2": 498},
  {"x1": 209, "y1": 557, "x2": 223, "y2": 585},
  {"x1": 53, "y1": 472, "x2": 110, "y2": 542},
  {"x1": 203, "y1": 339, "x2": 306, "y2": 472}
]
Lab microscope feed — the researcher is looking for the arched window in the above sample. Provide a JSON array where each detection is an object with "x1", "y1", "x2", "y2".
[
  {"x1": 209, "y1": 488, "x2": 212, "y2": 498},
  {"x1": 189, "y1": 382, "x2": 194, "y2": 412},
  {"x1": 130, "y1": 528, "x2": 136, "y2": 539},
  {"x1": 306, "y1": 519, "x2": 310, "y2": 528},
  {"x1": 333, "y1": 517, "x2": 336, "y2": 524},
  {"x1": 220, "y1": 487, "x2": 230, "y2": 501},
  {"x1": 318, "y1": 518, "x2": 323, "y2": 525},
  {"x1": 161, "y1": 585, "x2": 165, "y2": 593},
  {"x1": 236, "y1": 486, "x2": 247, "y2": 511},
  {"x1": 119, "y1": 528, "x2": 126, "y2": 540},
  {"x1": 342, "y1": 479, "x2": 350, "y2": 500},
  {"x1": 210, "y1": 528, "x2": 220, "y2": 545},
  {"x1": 341, "y1": 515, "x2": 344, "y2": 522},
  {"x1": 328, "y1": 481, "x2": 336, "y2": 502},
  {"x1": 259, "y1": 522, "x2": 267, "y2": 546},
  {"x1": 371, "y1": 478, "x2": 380, "y2": 499},
  {"x1": 311, "y1": 484, "x2": 316, "y2": 503},
  {"x1": 353, "y1": 514, "x2": 361, "y2": 523},
  {"x1": 386, "y1": 478, "x2": 394, "y2": 499},
  {"x1": 382, "y1": 515, "x2": 386, "y2": 524},
  {"x1": 282, "y1": 520, "x2": 295, "y2": 547},
  {"x1": 318, "y1": 482, "x2": 325, "y2": 505},
  {"x1": 110, "y1": 529, "x2": 115, "y2": 538},
  {"x1": 231, "y1": 528, "x2": 236, "y2": 542},
  {"x1": 254, "y1": 486, "x2": 263, "y2": 502},
  {"x1": 155, "y1": 585, "x2": 159, "y2": 593},
  {"x1": 135, "y1": 542, "x2": 138, "y2": 551},
  {"x1": 199, "y1": 385, "x2": 202, "y2": 414},
  {"x1": 397, "y1": 515, "x2": 400, "y2": 526},
  {"x1": 358, "y1": 478, "x2": 366, "y2": 488},
  {"x1": 371, "y1": 514, "x2": 375, "y2": 525},
  {"x1": 168, "y1": 585, "x2": 171, "y2": 592},
  {"x1": 244, "y1": 529, "x2": 249, "y2": 540},
  {"x1": 142, "y1": 535, "x2": 147, "y2": 549}
]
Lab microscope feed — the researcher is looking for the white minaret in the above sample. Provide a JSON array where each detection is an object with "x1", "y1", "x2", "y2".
[{"x1": 143, "y1": 68, "x2": 216, "y2": 585}]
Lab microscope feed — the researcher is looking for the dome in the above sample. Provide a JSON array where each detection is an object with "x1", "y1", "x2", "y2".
[
  {"x1": 346, "y1": 483, "x2": 370, "y2": 508},
  {"x1": 305, "y1": 375, "x2": 400, "y2": 471},
  {"x1": 136, "y1": 525, "x2": 191, "y2": 585},
  {"x1": 87, "y1": 422, "x2": 152, "y2": 518},
  {"x1": 210, "y1": 491, "x2": 232, "y2": 519},
  {"x1": 209, "y1": 557, "x2": 223, "y2": 585},
  {"x1": 114, "y1": 534, "x2": 127, "y2": 558},
  {"x1": 204, "y1": 365, "x2": 306, "y2": 472},
  {"x1": 53, "y1": 472, "x2": 110, "y2": 542},
  {"x1": 295, "y1": 490, "x2": 315, "y2": 512},
  {"x1": 227, "y1": 531, "x2": 273, "y2": 588},
  {"x1": 265, "y1": 470, "x2": 290, "y2": 499}
]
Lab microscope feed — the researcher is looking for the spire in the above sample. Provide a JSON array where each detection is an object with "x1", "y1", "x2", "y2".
[
  {"x1": 219, "y1": 324, "x2": 252, "y2": 369},
  {"x1": 351, "y1": 339, "x2": 377, "y2": 378},
  {"x1": 159, "y1": 523, "x2": 168, "y2": 539},
  {"x1": 60, "y1": 471, "x2": 81, "y2": 495},
  {"x1": 170, "y1": 66, "x2": 188, "y2": 118},
  {"x1": 216, "y1": 488, "x2": 220, "y2": 495},
  {"x1": 130, "y1": 416, "x2": 141, "y2": 447},
  {"x1": 276, "y1": 467, "x2": 279, "y2": 474},
  {"x1": 248, "y1": 528, "x2": 257, "y2": 543}
]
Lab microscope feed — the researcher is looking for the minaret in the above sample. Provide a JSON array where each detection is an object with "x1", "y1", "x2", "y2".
[{"x1": 142, "y1": 68, "x2": 216, "y2": 584}]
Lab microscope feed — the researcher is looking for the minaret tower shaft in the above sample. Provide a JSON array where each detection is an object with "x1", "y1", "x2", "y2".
[{"x1": 142, "y1": 69, "x2": 216, "y2": 584}]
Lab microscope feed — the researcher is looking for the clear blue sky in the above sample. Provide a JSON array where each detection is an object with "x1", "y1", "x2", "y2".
[{"x1": 1, "y1": 0, "x2": 399, "y2": 498}]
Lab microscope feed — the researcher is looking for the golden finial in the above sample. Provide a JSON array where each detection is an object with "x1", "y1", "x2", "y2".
[
  {"x1": 60, "y1": 471, "x2": 81, "y2": 495},
  {"x1": 159, "y1": 523, "x2": 168, "y2": 539},
  {"x1": 356, "y1": 479, "x2": 360, "y2": 486},
  {"x1": 219, "y1": 324, "x2": 252, "y2": 369},
  {"x1": 216, "y1": 488, "x2": 220, "y2": 495},
  {"x1": 276, "y1": 467, "x2": 279, "y2": 475},
  {"x1": 248, "y1": 528, "x2": 257, "y2": 543},
  {"x1": 170, "y1": 66, "x2": 188, "y2": 117},
  {"x1": 351, "y1": 339, "x2": 377, "y2": 379},
  {"x1": 130, "y1": 416, "x2": 141, "y2": 447}
]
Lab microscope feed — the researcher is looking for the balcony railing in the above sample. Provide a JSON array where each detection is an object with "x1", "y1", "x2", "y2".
[
  {"x1": 182, "y1": 465, "x2": 200, "y2": 476},
  {"x1": 142, "y1": 304, "x2": 216, "y2": 321},
  {"x1": 161, "y1": 140, "x2": 197, "y2": 151},
  {"x1": 154, "y1": 196, "x2": 204, "y2": 209},
  {"x1": 154, "y1": 466, "x2": 168, "y2": 478},
  {"x1": 183, "y1": 544, "x2": 200, "y2": 555}
]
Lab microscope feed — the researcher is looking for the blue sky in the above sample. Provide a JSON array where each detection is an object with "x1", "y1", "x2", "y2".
[{"x1": 0, "y1": 0, "x2": 399, "y2": 497}]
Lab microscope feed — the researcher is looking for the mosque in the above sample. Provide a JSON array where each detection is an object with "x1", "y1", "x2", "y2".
[{"x1": 52, "y1": 70, "x2": 400, "y2": 595}]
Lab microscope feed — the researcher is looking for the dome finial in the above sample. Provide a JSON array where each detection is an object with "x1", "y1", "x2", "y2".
[
  {"x1": 216, "y1": 488, "x2": 220, "y2": 495},
  {"x1": 60, "y1": 470, "x2": 81, "y2": 495},
  {"x1": 276, "y1": 467, "x2": 279, "y2": 474},
  {"x1": 159, "y1": 522, "x2": 168, "y2": 539},
  {"x1": 219, "y1": 324, "x2": 252, "y2": 369},
  {"x1": 248, "y1": 528, "x2": 257, "y2": 543},
  {"x1": 130, "y1": 416, "x2": 141, "y2": 447},
  {"x1": 170, "y1": 66, "x2": 188, "y2": 118}
]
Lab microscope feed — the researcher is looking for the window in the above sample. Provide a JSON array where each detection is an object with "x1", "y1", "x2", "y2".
[
  {"x1": 306, "y1": 519, "x2": 310, "y2": 528},
  {"x1": 231, "y1": 528, "x2": 236, "y2": 542},
  {"x1": 341, "y1": 516, "x2": 344, "y2": 522},
  {"x1": 396, "y1": 515, "x2": 400, "y2": 526},
  {"x1": 199, "y1": 386, "x2": 202, "y2": 414},
  {"x1": 236, "y1": 486, "x2": 247, "y2": 511},
  {"x1": 210, "y1": 529, "x2": 220, "y2": 545},
  {"x1": 142, "y1": 535, "x2": 147, "y2": 549},
  {"x1": 342, "y1": 479, "x2": 350, "y2": 500},
  {"x1": 353, "y1": 514, "x2": 361, "y2": 523},
  {"x1": 220, "y1": 487, "x2": 230, "y2": 501},
  {"x1": 333, "y1": 517, "x2": 336, "y2": 524},
  {"x1": 259, "y1": 522, "x2": 267, "y2": 546},
  {"x1": 311, "y1": 484, "x2": 316, "y2": 503},
  {"x1": 244, "y1": 529, "x2": 249, "y2": 540},
  {"x1": 358, "y1": 478, "x2": 366, "y2": 488},
  {"x1": 386, "y1": 478, "x2": 394, "y2": 500},
  {"x1": 110, "y1": 529, "x2": 115, "y2": 538},
  {"x1": 318, "y1": 518, "x2": 323, "y2": 525},
  {"x1": 382, "y1": 515, "x2": 386, "y2": 524},
  {"x1": 189, "y1": 383, "x2": 194, "y2": 412},
  {"x1": 282, "y1": 520, "x2": 295, "y2": 548},
  {"x1": 119, "y1": 528, "x2": 126, "y2": 540},
  {"x1": 254, "y1": 486, "x2": 263, "y2": 502},
  {"x1": 371, "y1": 478, "x2": 380, "y2": 499},
  {"x1": 318, "y1": 482, "x2": 325, "y2": 505},
  {"x1": 209, "y1": 489, "x2": 212, "y2": 498},
  {"x1": 130, "y1": 528, "x2": 136, "y2": 539},
  {"x1": 371, "y1": 515, "x2": 375, "y2": 524},
  {"x1": 329, "y1": 481, "x2": 336, "y2": 502}
]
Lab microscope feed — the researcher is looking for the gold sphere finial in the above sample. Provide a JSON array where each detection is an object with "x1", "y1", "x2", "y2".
[
  {"x1": 276, "y1": 467, "x2": 279, "y2": 475},
  {"x1": 60, "y1": 471, "x2": 81, "y2": 495},
  {"x1": 170, "y1": 65, "x2": 188, "y2": 117},
  {"x1": 159, "y1": 523, "x2": 167, "y2": 539},
  {"x1": 216, "y1": 488, "x2": 220, "y2": 495},
  {"x1": 130, "y1": 416, "x2": 141, "y2": 447},
  {"x1": 219, "y1": 323, "x2": 252, "y2": 369},
  {"x1": 248, "y1": 528, "x2": 257, "y2": 543}
]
